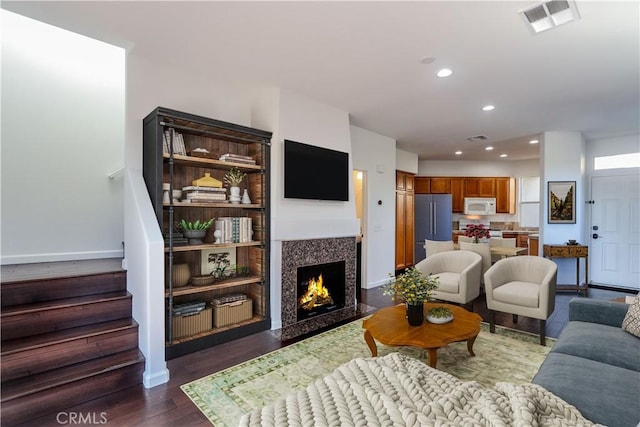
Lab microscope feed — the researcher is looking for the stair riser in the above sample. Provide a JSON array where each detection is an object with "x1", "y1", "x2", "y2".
[
  {"x1": 1, "y1": 297, "x2": 132, "y2": 341},
  {"x1": 1, "y1": 272, "x2": 126, "y2": 307},
  {"x1": 2, "y1": 326, "x2": 139, "y2": 382},
  {"x1": 0, "y1": 359, "x2": 144, "y2": 426}
]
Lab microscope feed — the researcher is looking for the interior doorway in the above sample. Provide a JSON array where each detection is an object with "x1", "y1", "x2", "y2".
[
  {"x1": 353, "y1": 170, "x2": 366, "y2": 301},
  {"x1": 589, "y1": 173, "x2": 640, "y2": 290}
]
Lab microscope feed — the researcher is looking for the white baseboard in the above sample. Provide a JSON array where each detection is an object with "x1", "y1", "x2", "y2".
[
  {"x1": 1, "y1": 250, "x2": 124, "y2": 265},
  {"x1": 143, "y1": 368, "x2": 170, "y2": 388}
]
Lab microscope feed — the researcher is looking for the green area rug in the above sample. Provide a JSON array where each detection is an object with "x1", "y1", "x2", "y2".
[{"x1": 181, "y1": 318, "x2": 554, "y2": 427}]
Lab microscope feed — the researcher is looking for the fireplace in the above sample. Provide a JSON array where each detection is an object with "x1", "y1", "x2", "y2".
[
  {"x1": 280, "y1": 237, "x2": 357, "y2": 340},
  {"x1": 296, "y1": 261, "x2": 345, "y2": 321}
]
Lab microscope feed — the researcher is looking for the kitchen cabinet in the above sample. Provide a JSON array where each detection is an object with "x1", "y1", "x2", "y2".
[
  {"x1": 464, "y1": 178, "x2": 496, "y2": 197},
  {"x1": 395, "y1": 171, "x2": 415, "y2": 270},
  {"x1": 396, "y1": 171, "x2": 414, "y2": 191},
  {"x1": 496, "y1": 177, "x2": 516, "y2": 213},
  {"x1": 143, "y1": 107, "x2": 271, "y2": 359},
  {"x1": 451, "y1": 178, "x2": 465, "y2": 213},
  {"x1": 429, "y1": 178, "x2": 451, "y2": 194},
  {"x1": 414, "y1": 177, "x2": 430, "y2": 194}
]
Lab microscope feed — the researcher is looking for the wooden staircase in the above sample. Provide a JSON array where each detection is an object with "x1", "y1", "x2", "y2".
[{"x1": 0, "y1": 265, "x2": 145, "y2": 425}]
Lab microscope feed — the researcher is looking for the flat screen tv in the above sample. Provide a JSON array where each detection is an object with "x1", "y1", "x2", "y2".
[{"x1": 284, "y1": 139, "x2": 349, "y2": 201}]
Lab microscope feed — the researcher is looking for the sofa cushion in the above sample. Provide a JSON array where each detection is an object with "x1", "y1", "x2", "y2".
[
  {"x1": 532, "y1": 352, "x2": 640, "y2": 427},
  {"x1": 493, "y1": 281, "x2": 539, "y2": 308},
  {"x1": 552, "y1": 320, "x2": 640, "y2": 372},
  {"x1": 622, "y1": 296, "x2": 640, "y2": 338}
]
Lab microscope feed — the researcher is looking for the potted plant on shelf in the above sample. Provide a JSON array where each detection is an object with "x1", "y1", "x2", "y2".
[
  {"x1": 383, "y1": 267, "x2": 439, "y2": 326},
  {"x1": 178, "y1": 218, "x2": 214, "y2": 245},
  {"x1": 464, "y1": 223, "x2": 491, "y2": 243},
  {"x1": 224, "y1": 167, "x2": 247, "y2": 204}
]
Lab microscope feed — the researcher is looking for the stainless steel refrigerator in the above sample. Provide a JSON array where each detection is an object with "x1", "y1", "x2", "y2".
[{"x1": 414, "y1": 194, "x2": 453, "y2": 263}]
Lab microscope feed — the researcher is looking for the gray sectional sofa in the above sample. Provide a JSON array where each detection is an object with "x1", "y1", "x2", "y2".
[{"x1": 532, "y1": 298, "x2": 640, "y2": 427}]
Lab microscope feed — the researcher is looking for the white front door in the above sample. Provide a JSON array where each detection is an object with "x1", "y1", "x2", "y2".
[{"x1": 590, "y1": 174, "x2": 640, "y2": 290}]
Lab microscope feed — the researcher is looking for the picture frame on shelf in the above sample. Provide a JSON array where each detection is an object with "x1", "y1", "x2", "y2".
[
  {"x1": 548, "y1": 181, "x2": 576, "y2": 224},
  {"x1": 201, "y1": 247, "x2": 237, "y2": 279}
]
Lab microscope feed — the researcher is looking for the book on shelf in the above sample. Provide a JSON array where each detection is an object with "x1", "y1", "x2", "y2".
[
  {"x1": 162, "y1": 129, "x2": 186, "y2": 155},
  {"x1": 182, "y1": 186, "x2": 226, "y2": 193},
  {"x1": 214, "y1": 216, "x2": 253, "y2": 244},
  {"x1": 185, "y1": 192, "x2": 227, "y2": 200},
  {"x1": 219, "y1": 153, "x2": 256, "y2": 164}
]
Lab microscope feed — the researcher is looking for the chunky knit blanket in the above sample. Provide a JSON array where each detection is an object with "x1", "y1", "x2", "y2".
[{"x1": 239, "y1": 353, "x2": 600, "y2": 426}]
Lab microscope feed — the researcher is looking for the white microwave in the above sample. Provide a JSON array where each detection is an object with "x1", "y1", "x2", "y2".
[{"x1": 464, "y1": 197, "x2": 496, "y2": 215}]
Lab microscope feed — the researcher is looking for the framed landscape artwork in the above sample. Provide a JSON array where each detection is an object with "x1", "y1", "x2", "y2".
[{"x1": 548, "y1": 181, "x2": 576, "y2": 224}]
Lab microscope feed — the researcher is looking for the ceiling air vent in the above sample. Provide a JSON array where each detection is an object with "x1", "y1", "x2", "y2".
[
  {"x1": 520, "y1": 0, "x2": 580, "y2": 34},
  {"x1": 466, "y1": 135, "x2": 488, "y2": 142}
]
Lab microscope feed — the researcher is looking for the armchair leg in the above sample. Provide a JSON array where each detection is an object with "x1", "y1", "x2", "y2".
[
  {"x1": 512, "y1": 314, "x2": 518, "y2": 324},
  {"x1": 539, "y1": 319, "x2": 546, "y2": 346},
  {"x1": 489, "y1": 310, "x2": 496, "y2": 333}
]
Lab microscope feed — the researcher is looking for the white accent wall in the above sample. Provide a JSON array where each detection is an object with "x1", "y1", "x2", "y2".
[
  {"x1": 540, "y1": 131, "x2": 586, "y2": 284},
  {"x1": 351, "y1": 126, "x2": 396, "y2": 289},
  {"x1": 1, "y1": 10, "x2": 125, "y2": 264}
]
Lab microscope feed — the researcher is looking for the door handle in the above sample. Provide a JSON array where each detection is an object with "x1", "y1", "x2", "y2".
[{"x1": 592, "y1": 233, "x2": 599, "y2": 239}]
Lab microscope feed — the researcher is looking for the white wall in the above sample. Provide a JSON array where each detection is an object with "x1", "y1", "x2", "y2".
[
  {"x1": 418, "y1": 159, "x2": 539, "y2": 177},
  {"x1": 541, "y1": 131, "x2": 586, "y2": 284},
  {"x1": 396, "y1": 148, "x2": 418, "y2": 174},
  {"x1": 254, "y1": 88, "x2": 359, "y2": 328},
  {"x1": 1, "y1": 11, "x2": 125, "y2": 264},
  {"x1": 351, "y1": 126, "x2": 396, "y2": 289},
  {"x1": 586, "y1": 133, "x2": 640, "y2": 175}
]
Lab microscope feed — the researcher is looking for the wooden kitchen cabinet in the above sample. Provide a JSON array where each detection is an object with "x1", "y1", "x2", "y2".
[
  {"x1": 414, "y1": 177, "x2": 430, "y2": 194},
  {"x1": 396, "y1": 170, "x2": 414, "y2": 191},
  {"x1": 451, "y1": 178, "x2": 465, "y2": 213},
  {"x1": 395, "y1": 171, "x2": 415, "y2": 270},
  {"x1": 429, "y1": 178, "x2": 451, "y2": 194},
  {"x1": 464, "y1": 178, "x2": 496, "y2": 197},
  {"x1": 496, "y1": 177, "x2": 516, "y2": 213}
]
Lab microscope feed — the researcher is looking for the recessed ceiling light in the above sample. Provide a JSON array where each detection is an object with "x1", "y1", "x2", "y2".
[
  {"x1": 485, "y1": 146, "x2": 494, "y2": 151},
  {"x1": 500, "y1": 154, "x2": 508, "y2": 158},
  {"x1": 455, "y1": 151, "x2": 462, "y2": 155},
  {"x1": 437, "y1": 68, "x2": 453, "y2": 77},
  {"x1": 482, "y1": 105, "x2": 495, "y2": 111},
  {"x1": 529, "y1": 139, "x2": 539, "y2": 144}
]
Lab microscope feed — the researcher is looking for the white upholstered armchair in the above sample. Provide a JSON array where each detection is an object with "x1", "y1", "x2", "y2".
[
  {"x1": 415, "y1": 250, "x2": 482, "y2": 307},
  {"x1": 484, "y1": 256, "x2": 558, "y2": 345}
]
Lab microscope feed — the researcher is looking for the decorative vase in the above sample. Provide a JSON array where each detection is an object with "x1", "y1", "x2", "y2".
[
  {"x1": 229, "y1": 186, "x2": 241, "y2": 204},
  {"x1": 242, "y1": 188, "x2": 252, "y2": 204},
  {"x1": 406, "y1": 303, "x2": 424, "y2": 326},
  {"x1": 183, "y1": 229, "x2": 206, "y2": 245},
  {"x1": 169, "y1": 263, "x2": 190, "y2": 288}
]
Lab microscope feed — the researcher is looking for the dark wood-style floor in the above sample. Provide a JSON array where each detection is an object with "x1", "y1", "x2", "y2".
[{"x1": 20, "y1": 285, "x2": 633, "y2": 426}]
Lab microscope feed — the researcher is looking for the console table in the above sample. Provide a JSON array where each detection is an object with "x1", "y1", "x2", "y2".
[{"x1": 543, "y1": 244, "x2": 588, "y2": 295}]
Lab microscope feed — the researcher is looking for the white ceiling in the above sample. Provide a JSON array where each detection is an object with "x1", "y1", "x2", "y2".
[{"x1": 3, "y1": 1, "x2": 639, "y2": 161}]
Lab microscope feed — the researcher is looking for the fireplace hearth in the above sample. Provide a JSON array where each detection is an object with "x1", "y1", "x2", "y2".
[{"x1": 281, "y1": 237, "x2": 357, "y2": 340}]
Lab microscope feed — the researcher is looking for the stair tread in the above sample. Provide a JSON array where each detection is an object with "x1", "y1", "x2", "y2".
[
  {"x1": 1, "y1": 258, "x2": 124, "y2": 283},
  {"x1": 1, "y1": 348, "x2": 144, "y2": 402},
  {"x1": 1, "y1": 318, "x2": 138, "y2": 354},
  {"x1": 1, "y1": 291, "x2": 130, "y2": 317}
]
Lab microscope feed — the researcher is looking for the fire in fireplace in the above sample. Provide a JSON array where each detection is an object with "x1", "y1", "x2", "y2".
[{"x1": 296, "y1": 261, "x2": 346, "y2": 321}]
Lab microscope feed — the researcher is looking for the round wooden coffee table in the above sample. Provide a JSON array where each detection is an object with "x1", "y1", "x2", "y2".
[{"x1": 362, "y1": 303, "x2": 482, "y2": 368}]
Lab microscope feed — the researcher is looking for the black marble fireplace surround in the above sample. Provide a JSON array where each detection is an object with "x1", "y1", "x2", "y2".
[{"x1": 281, "y1": 237, "x2": 357, "y2": 340}]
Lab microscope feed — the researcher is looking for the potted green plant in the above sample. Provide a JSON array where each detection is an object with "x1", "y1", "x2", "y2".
[
  {"x1": 177, "y1": 218, "x2": 214, "y2": 245},
  {"x1": 224, "y1": 167, "x2": 247, "y2": 204},
  {"x1": 383, "y1": 267, "x2": 439, "y2": 325},
  {"x1": 426, "y1": 306, "x2": 453, "y2": 324}
]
